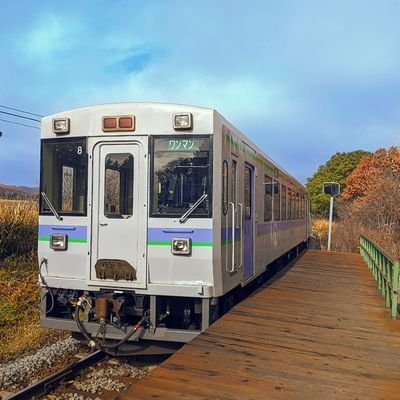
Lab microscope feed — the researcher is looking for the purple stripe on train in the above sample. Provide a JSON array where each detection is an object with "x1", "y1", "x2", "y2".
[
  {"x1": 257, "y1": 220, "x2": 306, "y2": 235},
  {"x1": 38, "y1": 225, "x2": 87, "y2": 240},
  {"x1": 221, "y1": 227, "x2": 242, "y2": 242},
  {"x1": 148, "y1": 228, "x2": 213, "y2": 242}
]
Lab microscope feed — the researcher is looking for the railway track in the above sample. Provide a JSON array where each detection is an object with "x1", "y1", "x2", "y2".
[{"x1": 6, "y1": 350, "x2": 107, "y2": 399}]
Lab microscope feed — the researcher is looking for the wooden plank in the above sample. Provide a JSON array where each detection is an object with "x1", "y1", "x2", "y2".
[{"x1": 119, "y1": 250, "x2": 400, "y2": 399}]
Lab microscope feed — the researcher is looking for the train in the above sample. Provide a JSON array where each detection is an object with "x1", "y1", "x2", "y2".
[{"x1": 38, "y1": 102, "x2": 311, "y2": 354}]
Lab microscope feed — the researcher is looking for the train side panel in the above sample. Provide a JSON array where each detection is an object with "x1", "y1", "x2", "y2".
[{"x1": 212, "y1": 111, "x2": 309, "y2": 297}]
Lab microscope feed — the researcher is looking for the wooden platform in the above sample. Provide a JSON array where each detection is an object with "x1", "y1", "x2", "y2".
[{"x1": 119, "y1": 250, "x2": 400, "y2": 400}]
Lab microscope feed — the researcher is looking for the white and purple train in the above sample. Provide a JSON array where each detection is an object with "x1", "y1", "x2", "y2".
[{"x1": 38, "y1": 103, "x2": 310, "y2": 354}]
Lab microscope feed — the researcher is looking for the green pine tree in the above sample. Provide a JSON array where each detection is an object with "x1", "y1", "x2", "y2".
[{"x1": 306, "y1": 150, "x2": 370, "y2": 217}]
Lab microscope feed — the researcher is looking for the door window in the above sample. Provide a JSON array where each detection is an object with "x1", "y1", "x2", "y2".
[
  {"x1": 231, "y1": 160, "x2": 237, "y2": 205},
  {"x1": 222, "y1": 160, "x2": 228, "y2": 215},
  {"x1": 104, "y1": 153, "x2": 134, "y2": 218},
  {"x1": 244, "y1": 167, "x2": 252, "y2": 219}
]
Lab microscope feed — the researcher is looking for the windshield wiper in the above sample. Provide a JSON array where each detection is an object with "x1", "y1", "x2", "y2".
[
  {"x1": 41, "y1": 192, "x2": 63, "y2": 221},
  {"x1": 179, "y1": 193, "x2": 208, "y2": 224}
]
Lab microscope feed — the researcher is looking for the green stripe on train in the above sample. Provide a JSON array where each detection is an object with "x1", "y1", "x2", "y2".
[
  {"x1": 225, "y1": 134, "x2": 275, "y2": 173},
  {"x1": 38, "y1": 236, "x2": 87, "y2": 243}
]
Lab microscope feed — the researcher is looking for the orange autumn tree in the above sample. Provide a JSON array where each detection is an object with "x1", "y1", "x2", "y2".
[
  {"x1": 338, "y1": 147, "x2": 400, "y2": 256},
  {"x1": 342, "y1": 147, "x2": 400, "y2": 201}
]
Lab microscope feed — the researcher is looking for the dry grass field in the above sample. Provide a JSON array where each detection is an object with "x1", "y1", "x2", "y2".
[
  {"x1": 0, "y1": 199, "x2": 37, "y2": 259},
  {"x1": 0, "y1": 199, "x2": 66, "y2": 363},
  {"x1": 312, "y1": 216, "x2": 399, "y2": 259}
]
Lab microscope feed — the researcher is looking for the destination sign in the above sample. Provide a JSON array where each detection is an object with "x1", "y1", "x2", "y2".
[{"x1": 155, "y1": 137, "x2": 209, "y2": 152}]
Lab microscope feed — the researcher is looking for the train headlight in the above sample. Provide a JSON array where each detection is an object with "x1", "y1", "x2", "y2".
[
  {"x1": 173, "y1": 113, "x2": 193, "y2": 130},
  {"x1": 50, "y1": 234, "x2": 68, "y2": 251},
  {"x1": 52, "y1": 118, "x2": 70, "y2": 134},
  {"x1": 171, "y1": 238, "x2": 192, "y2": 255}
]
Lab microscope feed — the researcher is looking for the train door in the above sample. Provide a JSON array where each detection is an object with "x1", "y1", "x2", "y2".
[
  {"x1": 231, "y1": 158, "x2": 242, "y2": 273},
  {"x1": 243, "y1": 164, "x2": 255, "y2": 282},
  {"x1": 90, "y1": 141, "x2": 147, "y2": 289}
]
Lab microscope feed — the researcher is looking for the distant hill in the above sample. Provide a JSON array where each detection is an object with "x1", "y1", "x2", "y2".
[{"x1": 0, "y1": 183, "x2": 38, "y2": 199}]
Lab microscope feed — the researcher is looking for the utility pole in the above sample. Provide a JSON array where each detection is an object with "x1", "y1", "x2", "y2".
[{"x1": 323, "y1": 182, "x2": 340, "y2": 251}]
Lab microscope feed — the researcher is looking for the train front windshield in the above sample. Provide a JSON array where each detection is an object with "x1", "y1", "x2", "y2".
[
  {"x1": 151, "y1": 136, "x2": 212, "y2": 217},
  {"x1": 40, "y1": 138, "x2": 88, "y2": 216}
]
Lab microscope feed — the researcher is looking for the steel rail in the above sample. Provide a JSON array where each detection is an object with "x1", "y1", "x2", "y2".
[{"x1": 6, "y1": 350, "x2": 107, "y2": 399}]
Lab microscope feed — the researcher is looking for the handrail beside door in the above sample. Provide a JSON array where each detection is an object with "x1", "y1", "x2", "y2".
[
  {"x1": 237, "y1": 202, "x2": 243, "y2": 269},
  {"x1": 227, "y1": 201, "x2": 235, "y2": 273}
]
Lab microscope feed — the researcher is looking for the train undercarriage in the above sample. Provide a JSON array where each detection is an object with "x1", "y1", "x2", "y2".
[{"x1": 40, "y1": 243, "x2": 306, "y2": 355}]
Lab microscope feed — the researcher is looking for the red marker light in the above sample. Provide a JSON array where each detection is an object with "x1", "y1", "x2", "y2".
[
  {"x1": 119, "y1": 117, "x2": 133, "y2": 129},
  {"x1": 102, "y1": 115, "x2": 135, "y2": 132},
  {"x1": 103, "y1": 117, "x2": 117, "y2": 129}
]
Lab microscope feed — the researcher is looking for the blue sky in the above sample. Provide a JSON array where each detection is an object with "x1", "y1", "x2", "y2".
[{"x1": 0, "y1": 0, "x2": 399, "y2": 186}]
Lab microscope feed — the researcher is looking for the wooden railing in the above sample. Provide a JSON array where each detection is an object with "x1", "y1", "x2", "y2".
[{"x1": 360, "y1": 234, "x2": 399, "y2": 319}]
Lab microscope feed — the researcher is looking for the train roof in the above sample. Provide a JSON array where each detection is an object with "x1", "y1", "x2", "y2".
[{"x1": 42, "y1": 102, "x2": 306, "y2": 190}]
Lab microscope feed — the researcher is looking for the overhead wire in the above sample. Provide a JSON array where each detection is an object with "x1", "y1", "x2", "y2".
[
  {"x1": 0, "y1": 104, "x2": 42, "y2": 131},
  {"x1": 0, "y1": 110, "x2": 41, "y2": 123},
  {"x1": 0, "y1": 117, "x2": 40, "y2": 130},
  {"x1": 0, "y1": 104, "x2": 43, "y2": 118}
]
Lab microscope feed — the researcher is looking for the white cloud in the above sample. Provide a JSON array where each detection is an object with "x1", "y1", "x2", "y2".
[
  {"x1": 61, "y1": 60, "x2": 306, "y2": 129},
  {"x1": 21, "y1": 13, "x2": 82, "y2": 62}
]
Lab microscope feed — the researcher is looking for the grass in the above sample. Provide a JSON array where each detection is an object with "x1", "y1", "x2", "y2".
[
  {"x1": 0, "y1": 199, "x2": 38, "y2": 259},
  {"x1": 311, "y1": 218, "x2": 332, "y2": 250},
  {"x1": 0, "y1": 199, "x2": 66, "y2": 363}
]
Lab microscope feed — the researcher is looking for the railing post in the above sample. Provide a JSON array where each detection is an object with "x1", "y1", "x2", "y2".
[
  {"x1": 391, "y1": 261, "x2": 399, "y2": 319},
  {"x1": 385, "y1": 259, "x2": 390, "y2": 309},
  {"x1": 380, "y1": 253, "x2": 385, "y2": 297}
]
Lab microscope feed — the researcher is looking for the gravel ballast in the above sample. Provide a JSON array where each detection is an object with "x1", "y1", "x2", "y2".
[{"x1": 0, "y1": 337, "x2": 81, "y2": 391}]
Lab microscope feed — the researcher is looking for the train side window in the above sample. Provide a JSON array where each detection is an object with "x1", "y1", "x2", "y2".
[
  {"x1": 281, "y1": 185, "x2": 287, "y2": 220},
  {"x1": 287, "y1": 188, "x2": 292, "y2": 220},
  {"x1": 273, "y1": 180, "x2": 280, "y2": 221},
  {"x1": 291, "y1": 190, "x2": 296, "y2": 220},
  {"x1": 296, "y1": 192, "x2": 300, "y2": 219},
  {"x1": 104, "y1": 153, "x2": 134, "y2": 219},
  {"x1": 264, "y1": 175, "x2": 272, "y2": 222},
  {"x1": 222, "y1": 160, "x2": 228, "y2": 215},
  {"x1": 300, "y1": 194, "x2": 302, "y2": 219}
]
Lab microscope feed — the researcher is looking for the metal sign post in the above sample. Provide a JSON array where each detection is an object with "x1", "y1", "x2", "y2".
[
  {"x1": 323, "y1": 182, "x2": 340, "y2": 252},
  {"x1": 327, "y1": 196, "x2": 334, "y2": 251}
]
